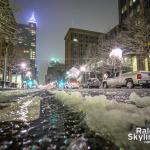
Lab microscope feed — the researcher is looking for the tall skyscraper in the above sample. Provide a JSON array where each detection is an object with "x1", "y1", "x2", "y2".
[{"x1": 15, "y1": 12, "x2": 37, "y2": 80}]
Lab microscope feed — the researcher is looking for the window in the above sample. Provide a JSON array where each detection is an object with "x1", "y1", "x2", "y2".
[
  {"x1": 24, "y1": 50, "x2": 29, "y2": 53},
  {"x1": 31, "y1": 42, "x2": 36, "y2": 47},
  {"x1": 130, "y1": 0, "x2": 133, "y2": 6},
  {"x1": 137, "y1": 5, "x2": 140, "y2": 12}
]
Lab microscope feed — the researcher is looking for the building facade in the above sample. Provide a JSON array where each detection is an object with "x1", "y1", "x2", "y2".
[
  {"x1": 119, "y1": 0, "x2": 150, "y2": 23},
  {"x1": 45, "y1": 62, "x2": 65, "y2": 84},
  {"x1": 14, "y1": 13, "x2": 37, "y2": 80},
  {"x1": 64, "y1": 28, "x2": 105, "y2": 69},
  {"x1": 117, "y1": 0, "x2": 150, "y2": 71},
  {"x1": 0, "y1": 0, "x2": 16, "y2": 86}
]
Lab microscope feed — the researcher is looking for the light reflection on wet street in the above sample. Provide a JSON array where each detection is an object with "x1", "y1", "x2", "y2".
[{"x1": 0, "y1": 90, "x2": 118, "y2": 150}]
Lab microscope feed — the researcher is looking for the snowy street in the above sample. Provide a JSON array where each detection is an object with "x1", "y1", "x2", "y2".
[{"x1": 0, "y1": 88, "x2": 150, "y2": 149}]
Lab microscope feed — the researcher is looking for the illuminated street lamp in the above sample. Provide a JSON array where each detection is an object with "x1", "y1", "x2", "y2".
[
  {"x1": 80, "y1": 65, "x2": 86, "y2": 83},
  {"x1": 109, "y1": 48, "x2": 122, "y2": 59},
  {"x1": 66, "y1": 71, "x2": 70, "y2": 75},
  {"x1": 26, "y1": 71, "x2": 32, "y2": 77},
  {"x1": 20, "y1": 63, "x2": 27, "y2": 88},
  {"x1": 80, "y1": 65, "x2": 86, "y2": 72},
  {"x1": 21, "y1": 62, "x2": 27, "y2": 70},
  {"x1": 109, "y1": 48, "x2": 122, "y2": 73}
]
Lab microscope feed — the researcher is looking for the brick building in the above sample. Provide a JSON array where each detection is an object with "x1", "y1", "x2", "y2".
[{"x1": 64, "y1": 28, "x2": 105, "y2": 69}]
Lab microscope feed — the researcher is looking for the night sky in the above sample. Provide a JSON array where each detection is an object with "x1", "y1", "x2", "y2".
[{"x1": 10, "y1": 0, "x2": 118, "y2": 84}]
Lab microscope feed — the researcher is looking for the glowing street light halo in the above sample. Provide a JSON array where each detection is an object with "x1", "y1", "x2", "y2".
[
  {"x1": 26, "y1": 71, "x2": 32, "y2": 77},
  {"x1": 80, "y1": 65, "x2": 86, "y2": 72},
  {"x1": 109, "y1": 48, "x2": 122, "y2": 59},
  {"x1": 21, "y1": 62, "x2": 27, "y2": 69}
]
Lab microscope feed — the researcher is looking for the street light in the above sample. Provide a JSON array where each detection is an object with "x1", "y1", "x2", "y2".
[
  {"x1": 20, "y1": 62, "x2": 27, "y2": 88},
  {"x1": 21, "y1": 62, "x2": 27, "y2": 70},
  {"x1": 26, "y1": 71, "x2": 32, "y2": 77},
  {"x1": 80, "y1": 65, "x2": 86, "y2": 72},
  {"x1": 109, "y1": 48, "x2": 122, "y2": 73},
  {"x1": 109, "y1": 48, "x2": 122, "y2": 59},
  {"x1": 80, "y1": 65, "x2": 87, "y2": 83}
]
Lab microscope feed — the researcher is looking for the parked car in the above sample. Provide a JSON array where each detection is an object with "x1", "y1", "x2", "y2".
[
  {"x1": 102, "y1": 70, "x2": 150, "y2": 88},
  {"x1": 83, "y1": 78, "x2": 101, "y2": 88},
  {"x1": 65, "y1": 79, "x2": 80, "y2": 89}
]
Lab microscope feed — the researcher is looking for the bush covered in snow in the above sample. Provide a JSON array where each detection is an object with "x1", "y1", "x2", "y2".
[{"x1": 53, "y1": 90, "x2": 150, "y2": 150}]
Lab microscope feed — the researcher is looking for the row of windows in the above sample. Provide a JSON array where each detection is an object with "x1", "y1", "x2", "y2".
[
  {"x1": 121, "y1": 0, "x2": 138, "y2": 14},
  {"x1": 71, "y1": 34, "x2": 98, "y2": 42}
]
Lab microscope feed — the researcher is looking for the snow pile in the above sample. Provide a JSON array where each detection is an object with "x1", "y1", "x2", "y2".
[
  {"x1": 54, "y1": 90, "x2": 150, "y2": 149},
  {"x1": 0, "y1": 95, "x2": 41, "y2": 122},
  {"x1": 129, "y1": 92, "x2": 150, "y2": 107},
  {"x1": 55, "y1": 91, "x2": 83, "y2": 111},
  {"x1": 0, "y1": 89, "x2": 39, "y2": 97}
]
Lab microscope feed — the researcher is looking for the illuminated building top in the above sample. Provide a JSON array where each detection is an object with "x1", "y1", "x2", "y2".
[{"x1": 28, "y1": 12, "x2": 37, "y2": 24}]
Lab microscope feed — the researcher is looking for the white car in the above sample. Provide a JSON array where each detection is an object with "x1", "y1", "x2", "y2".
[{"x1": 102, "y1": 71, "x2": 150, "y2": 88}]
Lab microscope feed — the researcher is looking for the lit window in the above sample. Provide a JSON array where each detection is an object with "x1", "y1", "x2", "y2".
[
  {"x1": 124, "y1": 5, "x2": 127, "y2": 11},
  {"x1": 31, "y1": 42, "x2": 35, "y2": 47},
  {"x1": 31, "y1": 30, "x2": 36, "y2": 35},
  {"x1": 24, "y1": 50, "x2": 29, "y2": 53},
  {"x1": 73, "y1": 38, "x2": 78, "y2": 42},
  {"x1": 137, "y1": 5, "x2": 140, "y2": 12},
  {"x1": 130, "y1": 0, "x2": 133, "y2": 6}
]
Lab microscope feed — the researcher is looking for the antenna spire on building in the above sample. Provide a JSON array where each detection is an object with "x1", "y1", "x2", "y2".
[{"x1": 28, "y1": 12, "x2": 37, "y2": 23}]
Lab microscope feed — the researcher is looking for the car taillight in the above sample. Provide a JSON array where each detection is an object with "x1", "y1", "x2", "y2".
[{"x1": 137, "y1": 73, "x2": 141, "y2": 80}]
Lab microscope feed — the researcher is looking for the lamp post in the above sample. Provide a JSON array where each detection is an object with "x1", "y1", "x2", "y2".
[
  {"x1": 109, "y1": 48, "x2": 122, "y2": 74},
  {"x1": 26, "y1": 71, "x2": 31, "y2": 78},
  {"x1": 3, "y1": 37, "x2": 9, "y2": 88},
  {"x1": 80, "y1": 65, "x2": 86, "y2": 83},
  {"x1": 20, "y1": 62, "x2": 27, "y2": 88}
]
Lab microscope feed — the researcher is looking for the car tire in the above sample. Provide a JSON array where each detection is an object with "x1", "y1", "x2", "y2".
[
  {"x1": 103, "y1": 82, "x2": 108, "y2": 89},
  {"x1": 126, "y1": 80, "x2": 134, "y2": 89}
]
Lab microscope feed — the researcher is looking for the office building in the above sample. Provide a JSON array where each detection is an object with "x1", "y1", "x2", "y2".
[
  {"x1": 64, "y1": 28, "x2": 105, "y2": 69},
  {"x1": 45, "y1": 60, "x2": 65, "y2": 84},
  {"x1": 119, "y1": 0, "x2": 150, "y2": 23},
  {"x1": 14, "y1": 12, "x2": 37, "y2": 80},
  {"x1": 119, "y1": 0, "x2": 150, "y2": 71}
]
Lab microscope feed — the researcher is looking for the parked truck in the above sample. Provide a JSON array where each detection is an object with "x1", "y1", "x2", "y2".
[{"x1": 102, "y1": 71, "x2": 150, "y2": 88}]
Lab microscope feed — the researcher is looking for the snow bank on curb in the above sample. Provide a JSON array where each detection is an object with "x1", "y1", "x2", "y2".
[
  {"x1": 0, "y1": 95, "x2": 41, "y2": 122},
  {"x1": 53, "y1": 90, "x2": 150, "y2": 149},
  {"x1": 0, "y1": 89, "x2": 39, "y2": 97},
  {"x1": 129, "y1": 92, "x2": 150, "y2": 107}
]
